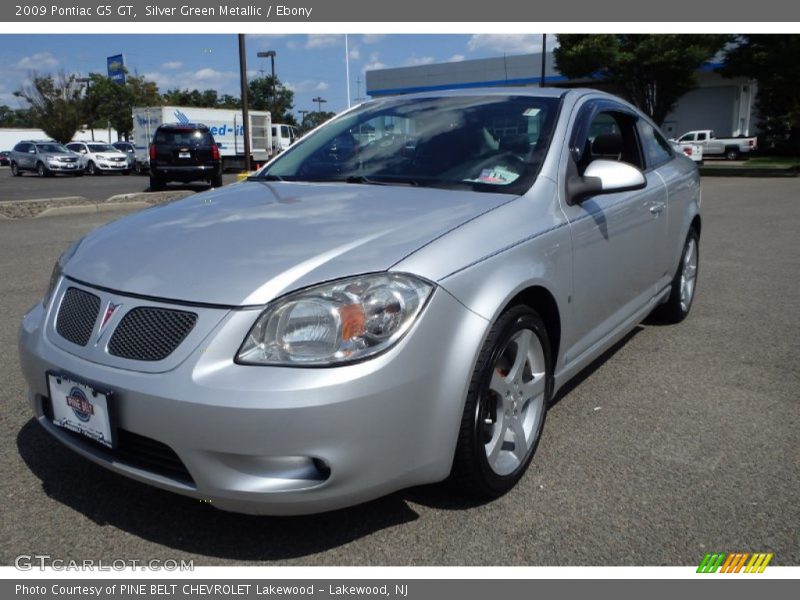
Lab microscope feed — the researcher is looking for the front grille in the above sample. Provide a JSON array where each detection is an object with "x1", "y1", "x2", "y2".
[
  {"x1": 41, "y1": 396, "x2": 194, "y2": 485},
  {"x1": 108, "y1": 307, "x2": 197, "y2": 361},
  {"x1": 56, "y1": 287, "x2": 101, "y2": 346}
]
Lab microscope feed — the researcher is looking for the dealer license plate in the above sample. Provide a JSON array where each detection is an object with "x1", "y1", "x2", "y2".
[{"x1": 47, "y1": 373, "x2": 114, "y2": 448}]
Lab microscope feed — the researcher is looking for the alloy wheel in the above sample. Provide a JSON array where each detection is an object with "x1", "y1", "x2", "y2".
[{"x1": 480, "y1": 328, "x2": 547, "y2": 476}]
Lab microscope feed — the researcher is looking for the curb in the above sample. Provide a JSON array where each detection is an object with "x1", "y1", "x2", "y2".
[
  {"x1": 0, "y1": 191, "x2": 192, "y2": 219},
  {"x1": 35, "y1": 202, "x2": 151, "y2": 218}
]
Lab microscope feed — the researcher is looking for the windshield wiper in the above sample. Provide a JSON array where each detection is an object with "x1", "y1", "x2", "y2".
[
  {"x1": 345, "y1": 175, "x2": 420, "y2": 186},
  {"x1": 248, "y1": 174, "x2": 284, "y2": 182}
]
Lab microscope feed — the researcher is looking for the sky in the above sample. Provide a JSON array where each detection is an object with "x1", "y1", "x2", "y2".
[{"x1": 0, "y1": 34, "x2": 550, "y2": 120}]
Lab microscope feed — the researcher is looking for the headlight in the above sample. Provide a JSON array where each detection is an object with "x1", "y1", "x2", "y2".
[
  {"x1": 236, "y1": 273, "x2": 434, "y2": 366},
  {"x1": 43, "y1": 238, "x2": 82, "y2": 309}
]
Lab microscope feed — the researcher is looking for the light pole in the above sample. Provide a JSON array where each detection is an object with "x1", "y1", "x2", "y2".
[
  {"x1": 540, "y1": 34, "x2": 547, "y2": 88},
  {"x1": 238, "y1": 34, "x2": 251, "y2": 172},
  {"x1": 312, "y1": 96, "x2": 327, "y2": 113},
  {"x1": 257, "y1": 50, "x2": 277, "y2": 108},
  {"x1": 76, "y1": 77, "x2": 95, "y2": 140},
  {"x1": 299, "y1": 110, "x2": 310, "y2": 125}
]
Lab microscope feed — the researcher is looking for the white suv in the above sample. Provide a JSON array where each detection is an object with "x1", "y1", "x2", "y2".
[{"x1": 66, "y1": 141, "x2": 130, "y2": 175}]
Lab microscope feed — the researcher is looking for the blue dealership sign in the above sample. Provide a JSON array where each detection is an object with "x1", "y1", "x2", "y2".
[{"x1": 107, "y1": 54, "x2": 126, "y2": 84}]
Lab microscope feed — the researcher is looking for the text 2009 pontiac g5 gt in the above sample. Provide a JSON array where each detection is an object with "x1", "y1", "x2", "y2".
[{"x1": 19, "y1": 89, "x2": 700, "y2": 515}]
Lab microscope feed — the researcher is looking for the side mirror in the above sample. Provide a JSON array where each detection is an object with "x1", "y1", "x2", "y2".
[{"x1": 567, "y1": 159, "x2": 646, "y2": 205}]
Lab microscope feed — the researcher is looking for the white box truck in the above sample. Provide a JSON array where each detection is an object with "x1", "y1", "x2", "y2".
[{"x1": 132, "y1": 106, "x2": 272, "y2": 171}]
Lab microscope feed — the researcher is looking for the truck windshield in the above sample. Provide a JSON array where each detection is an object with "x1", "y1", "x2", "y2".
[{"x1": 256, "y1": 95, "x2": 561, "y2": 195}]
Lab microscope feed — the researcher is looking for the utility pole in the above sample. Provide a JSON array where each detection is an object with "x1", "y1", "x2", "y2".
[
  {"x1": 238, "y1": 34, "x2": 251, "y2": 172},
  {"x1": 354, "y1": 76, "x2": 365, "y2": 104},
  {"x1": 345, "y1": 34, "x2": 351, "y2": 108},
  {"x1": 540, "y1": 34, "x2": 547, "y2": 88},
  {"x1": 312, "y1": 96, "x2": 327, "y2": 113},
  {"x1": 257, "y1": 50, "x2": 277, "y2": 109},
  {"x1": 76, "y1": 77, "x2": 95, "y2": 140}
]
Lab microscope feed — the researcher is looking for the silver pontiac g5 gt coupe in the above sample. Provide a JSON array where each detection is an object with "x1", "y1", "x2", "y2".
[{"x1": 19, "y1": 89, "x2": 701, "y2": 515}]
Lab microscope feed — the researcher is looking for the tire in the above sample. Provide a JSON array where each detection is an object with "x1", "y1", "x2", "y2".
[
  {"x1": 450, "y1": 305, "x2": 552, "y2": 498},
  {"x1": 10, "y1": 162, "x2": 21, "y2": 176},
  {"x1": 653, "y1": 228, "x2": 700, "y2": 323},
  {"x1": 725, "y1": 147, "x2": 740, "y2": 161},
  {"x1": 149, "y1": 176, "x2": 165, "y2": 191},
  {"x1": 86, "y1": 161, "x2": 98, "y2": 175},
  {"x1": 211, "y1": 174, "x2": 223, "y2": 188},
  {"x1": 134, "y1": 162, "x2": 142, "y2": 175},
  {"x1": 37, "y1": 162, "x2": 51, "y2": 177}
]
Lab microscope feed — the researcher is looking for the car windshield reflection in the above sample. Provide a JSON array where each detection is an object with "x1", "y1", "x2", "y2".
[{"x1": 257, "y1": 95, "x2": 561, "y2": 195}]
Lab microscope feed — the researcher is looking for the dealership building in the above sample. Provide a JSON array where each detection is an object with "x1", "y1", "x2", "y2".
[{"x1": 365, "y1": 52, "x2": 758, "y2": 139}]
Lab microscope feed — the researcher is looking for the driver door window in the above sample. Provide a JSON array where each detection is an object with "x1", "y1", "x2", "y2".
[{"x1": 576, "y1": 111, "x2": 644, "y2": 175}]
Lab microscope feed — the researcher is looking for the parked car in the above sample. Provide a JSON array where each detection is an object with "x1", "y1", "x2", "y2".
[
  {"x1": 19, "y1": 89, "x2": 701, "y2": 515},
  {"x1": 148, "y1": 122, "x2": 223, "y2": 190},
  {"x1": 673, "y1": 129, "x2": 757, "y2": 160},
  {"x1": 112, "y1": 141, "x2": 139, "y2": 173},
  {"x1": 9, "y1": 140, "x2": 82, "y2": 176},
  {"x1": 66, "y1": 141, "x2": 130, "y2": 175},
  {"x1": 0, "y1": 150, "x2": 10, "y2": 166}
]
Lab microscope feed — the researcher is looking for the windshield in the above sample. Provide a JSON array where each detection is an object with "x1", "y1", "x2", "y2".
[
  {"x1": 88, "y1": 144, "x2": 117, "y2": 153},
  {"x1": 257, "y1": 95, "x2": 560, "y2": 194},
  {"x1": 36, "y1": 143, "x2": 69, "y2": 153}
]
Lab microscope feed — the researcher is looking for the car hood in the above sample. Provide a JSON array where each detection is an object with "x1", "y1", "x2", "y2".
[
  {"x1": 64, "y1": 181, "x2": 514, "y2": 306},
  {"x1": 49, "y1": 152, "x2": 79, "y2": 159}
]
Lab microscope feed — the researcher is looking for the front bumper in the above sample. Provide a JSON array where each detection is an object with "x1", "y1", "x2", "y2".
[
  {"x1": 18, "y1": 283, "x2": 487, "y2": 515},
  {"x1": 47, "y1": 162, "x2": 81, "y2": 172},
  {"x1": 95, "y1": 161, "x2": 128, "y2": 171}
]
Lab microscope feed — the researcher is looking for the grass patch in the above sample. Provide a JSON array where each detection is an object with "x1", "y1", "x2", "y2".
[{"x1": 747, "y1": 156, "x2": 800, "y2": 168}]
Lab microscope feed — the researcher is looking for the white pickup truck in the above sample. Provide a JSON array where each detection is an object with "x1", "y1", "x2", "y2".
[{"x1": 674, "y1": 130, "x2": 757, "y2": 160}]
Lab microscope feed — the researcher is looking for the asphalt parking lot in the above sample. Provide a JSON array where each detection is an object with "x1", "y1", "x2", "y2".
[
  {"x1": 1, "y1": 177, "x2": 798, "y2": 566},
  {"x1": 0, "y1": 166, "x2": 241, "y2": 202}
]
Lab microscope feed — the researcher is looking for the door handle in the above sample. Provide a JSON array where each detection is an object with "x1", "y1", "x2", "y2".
[{"x1": 649, "y1": 202, "x2": 665, "y2": 215}]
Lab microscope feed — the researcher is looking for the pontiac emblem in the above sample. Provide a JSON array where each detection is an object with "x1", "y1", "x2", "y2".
[{"x1": 97, "y1": 302, "x2": 121, "y2": 339}]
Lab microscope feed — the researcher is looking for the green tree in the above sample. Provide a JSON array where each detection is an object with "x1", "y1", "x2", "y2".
[
  {"x1": 218, "y1": 94, "x2": 241, "y2": 109},
  {"x1": 554, "y1": 34, "x2": 729, "y2": 125},
  {"x1": 0, "y1": 105, "x2": 34, "y2": 127},
  {"x1": 84, "y1": 72, "x2": 160, "y2": 140},
  {"x1": 720, "y1": 35, "x2": 800, "y2": 154},
  {"x1": 14, "y1": 72, "x2": 84, "y2": 143},
  {"x1": 301, "y1": 110, "x2": 335, "y2": 132},
  {"x1": 161, "y1": 88, "x2": 226, "y2": 108},
  {"x1": 248, "y1": 76, "x2": 297, "y2": 125}
]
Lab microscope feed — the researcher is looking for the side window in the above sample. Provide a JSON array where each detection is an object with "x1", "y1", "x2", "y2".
[
  {"x1": 13, "y1": 143, "x2": 24, "y2": 152},
  {"x1": 574, "y1": 109, "x2": 644, "y2": 175},
  {"x1": 697, "y1": 132, "x2": 707, "y2": 141},
  {"x1": 638, "y1": 121, "x2": 673, "y2": 169}
]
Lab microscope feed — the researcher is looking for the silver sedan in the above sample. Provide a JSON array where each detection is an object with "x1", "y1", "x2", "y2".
[{"x1": 19, "y1": 89, "x2": 701, "y2": 514}]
